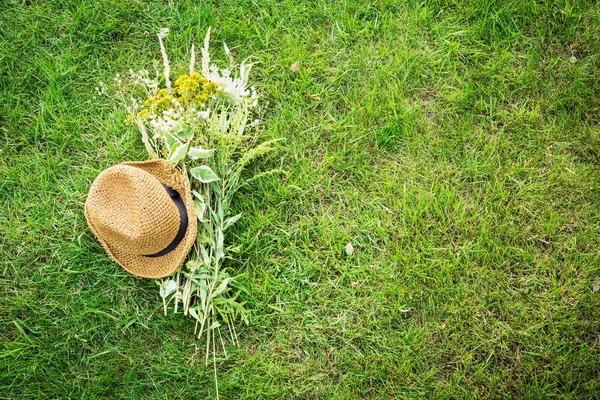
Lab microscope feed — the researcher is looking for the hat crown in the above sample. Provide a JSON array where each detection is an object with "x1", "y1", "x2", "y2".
[{"x1": 86, "y1": 165, "x2": 180, "y2": 255}]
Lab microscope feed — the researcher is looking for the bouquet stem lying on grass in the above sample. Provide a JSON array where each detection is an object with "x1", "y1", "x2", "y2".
[{"x1": 103, "y1": 28, "x2": 281, "y2": 390}]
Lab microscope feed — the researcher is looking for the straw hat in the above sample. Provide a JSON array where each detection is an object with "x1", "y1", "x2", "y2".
[{"x1": 85, "y1": 160, "x2": 197, "y2": 278}]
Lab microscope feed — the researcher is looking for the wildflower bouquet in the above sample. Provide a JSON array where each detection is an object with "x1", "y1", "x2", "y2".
[{"x1": 104, "y1": 28, "x2": 280, "y2": 369}]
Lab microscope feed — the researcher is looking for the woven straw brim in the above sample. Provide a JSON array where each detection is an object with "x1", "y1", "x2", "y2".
[{"x1": 85, "y1": 160, "x2": 197, "y2": 279}]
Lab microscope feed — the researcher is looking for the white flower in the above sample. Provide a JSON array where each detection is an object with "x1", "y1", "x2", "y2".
[
  {"x1": 198, "y1": 108, "x2": 211, "y2": 119},
  {"x1": 208, "y1": 70, "x2": 249, "y2": 103}
]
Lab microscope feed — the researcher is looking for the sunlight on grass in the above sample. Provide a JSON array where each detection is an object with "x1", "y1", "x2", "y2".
[{"x1": 1, "y1": 0, "x2": 599, "y2": 398}]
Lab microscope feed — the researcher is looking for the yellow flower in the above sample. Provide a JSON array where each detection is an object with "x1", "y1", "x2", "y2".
[
  {"x1": 174, "y1": 74, "x2": 200, "y2": 101},
  {"x1": 137, "y1": 109, "x2": 151, "y2": 120},
  {"x1": 136, "y1": 73, "x2": 222, "y2": 120},
  {"x1": 137, "y1": 89, "x2": 174, "y2": 118},
  {"x1": 195, "y1": 92, "x2": 209, "y2": 103},
  {"x1": 204, "y1": 81, "x2": 220, "y2": 93},
  {"x1": 155, "y1": 95, "x2": 174, "y2": 112},
  {"x1": 174, "y1": 72, "x2": 221, "y2": 105}
]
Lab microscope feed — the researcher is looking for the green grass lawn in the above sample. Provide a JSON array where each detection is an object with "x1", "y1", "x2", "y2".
[{"x1": 2, "y1": 0, "x2": 600, "y2": 398}]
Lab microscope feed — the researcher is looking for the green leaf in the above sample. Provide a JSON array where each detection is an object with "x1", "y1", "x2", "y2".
[
  {"x1": 159, "y1": 279, "x2": 178, "y2": 298},
  {"x1": 227, "y1": 245, "x2": 242, "y2": 254},
  {"x1": 192, "y1": 190, "x2": 203, "y2": 201},
  {"x1": 210, "y1": 182, "x2": 222, "y2": 196},
  {"x1": 224, "y1": 213, "x2": 242, "y2": 231},
  {"x1": 210, "y1": 278, "x2": 230, "y2": 299},
  {"x1": 215, "y1": 228, "x2": 224, "y2": 260},
  {"x1": 176, "y1": 126, "x2": 194, "y2": 141},
  {"x1": 186, "y1": 275, "x2": 211, "y2": 286},
  {"x1": 208, "y1": 320, "x2": 222, "y2": 330},
  {"x1": 167, "y1": 141, "x2": 189, "y2": 165},
  {"x1": 190, "y1": 166, "x2": 220, "y2": 183},
  {"x1": 199, "y1": 283, "x2": 208, "y2": 313},
  {"x1": 210, "y1": 208, "x2": 221, "y2": 225},
  {"x1": 194, "y1": 198, "x2": 206, "y2": 221},
  {"x1": 217, "y1": 200, "x2": 224, "y2": 223},
  {"x1": 188, "y1": 307, "x2": 201, "y2": 321},
  {"x1": 197, "y1": 234, "x2": 211, "y2": 245},
  {"x1": 186, "y1": 260, "x2": 201, "y2": 271},
  {"x1": 227, "y1": 298, "x2": 248, "y2": 314},
  {"x1": 183, "y1": 267, "x2": 210, "y2": 278},
  {"x1": 200, "y1": 245, "x2": 211, "y2": 267},
  {"x1": 164, "y1": 132, "x2": 178, "y2": 150},
  {"x1": 188, "y1": 147, "x2": 215, "y2": 159},
  {"x1": 189, "y1": 307, "x2": 204, "y2": 323}
]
